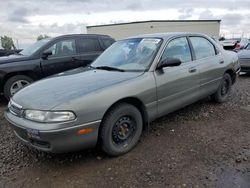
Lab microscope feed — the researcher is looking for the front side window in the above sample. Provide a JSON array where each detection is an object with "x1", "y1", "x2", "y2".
[
  {"x1": 91, "y1": 38, "x2": 162, "y2": 71},
  {"x1": 190, "y1": 37, "x2": 216, "y2": 59},
  {"x1": 161, "y1": 37, "x2": 192, "y2": 63},
  {"x1": 46, "y1": 39, "x2": 76, "y2": 57}
]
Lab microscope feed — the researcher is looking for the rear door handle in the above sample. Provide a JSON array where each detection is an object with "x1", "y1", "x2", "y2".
[
  {"x1": 219, "y1": 60, "x2": 224, "y2": 64},
  {"x1": 189, "y1": 67, "x2": 197, "y2": 73}
]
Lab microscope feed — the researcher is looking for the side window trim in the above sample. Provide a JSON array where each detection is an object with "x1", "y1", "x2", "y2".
[
  {"x1": 98, "y1": 37, "x2": 106, "y2": 51},
  {"x1": 186, "y1": 36, "x2": 196, "y2": 61}
]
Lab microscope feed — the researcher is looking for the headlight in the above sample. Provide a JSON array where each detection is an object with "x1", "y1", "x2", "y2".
[{"x1": 24, "y1": 110, "x2": 76, "y2": 123}]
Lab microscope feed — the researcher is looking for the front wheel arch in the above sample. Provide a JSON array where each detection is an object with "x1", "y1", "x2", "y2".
[
  {"x1": 97, "y1": 97, "x2": 148, "y2": 147},
  {"x1": 3, "y1": 74, "x2": 34, "y2": 100},
  {"x1": 99, "y1": 102, "x2": 143, "y2": 156}
]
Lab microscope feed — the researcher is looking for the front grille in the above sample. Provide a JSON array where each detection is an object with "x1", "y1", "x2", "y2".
[{"x1": 8, "y1": 99, "x2": 23, "y2": 117}]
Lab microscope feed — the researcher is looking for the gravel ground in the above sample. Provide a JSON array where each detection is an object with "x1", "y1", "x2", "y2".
[{"x1": 0, "y1": 75, "x2": 250, "y2": 188}]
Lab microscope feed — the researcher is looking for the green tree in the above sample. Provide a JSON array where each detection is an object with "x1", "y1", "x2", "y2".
[
  {"x1": 1, "y1": 36, "x2": 16, "y2": 50},
  {"x1": 37, "y1": 34, "x2": 50, "y2": 41}
]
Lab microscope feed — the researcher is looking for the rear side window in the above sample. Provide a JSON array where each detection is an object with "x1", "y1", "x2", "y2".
[
  {"x1": 102, "y1": 38, "x2": 114, "y2": 49},
  {"x1": 190, "y1": 37, "x2": 216, "y2": 59},
  {"x1": 77, "y1": 38, "x2": 101, "y2": 53}
]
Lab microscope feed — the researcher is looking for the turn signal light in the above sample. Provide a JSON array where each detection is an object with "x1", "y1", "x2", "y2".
[{"x1": 77, "y1": 128, "x2": 93, "y2": 135}]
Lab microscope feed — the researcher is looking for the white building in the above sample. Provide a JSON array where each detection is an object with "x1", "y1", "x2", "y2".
[{"x1": 87, "y1": 20, "x2": 221, "y2": 40}]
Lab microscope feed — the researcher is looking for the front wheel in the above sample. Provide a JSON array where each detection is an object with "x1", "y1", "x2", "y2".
[
  {"x1": 100, "y1": 103, "x2": 143, "y2": 156},
  {"x1": 4, "y1": 75, "x2": 33, "y2": 100},
  {"x1": 211, "y1": 73, "x2": 232, "y2": 103}
]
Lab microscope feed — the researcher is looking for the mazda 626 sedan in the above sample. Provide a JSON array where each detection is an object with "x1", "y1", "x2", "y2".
[{"x1": 5, "y1": 33, "x2": 240, "y2": 156}]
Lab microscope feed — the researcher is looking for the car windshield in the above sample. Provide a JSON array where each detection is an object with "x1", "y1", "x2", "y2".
[
  {"x1": 91, "y1": 38, "x2": 162, "y2": 72},
  {"x1": 20, "y1": 38, "x2": 51, "y2": 56}
]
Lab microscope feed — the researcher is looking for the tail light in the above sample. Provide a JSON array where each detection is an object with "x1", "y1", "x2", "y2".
[{"x1": 236, "y1": 43, "x2": 241, "y2": 49}]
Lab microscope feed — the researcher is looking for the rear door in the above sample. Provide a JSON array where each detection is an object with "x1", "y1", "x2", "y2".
[
  {"x1": 41, "y1": 39, "x2": 78, "y2": 76},
  {"x1": 189, "y1": 36, "x2": 224, "y2": 97},
  {"x1": 154, "y1": 37, "x2": 200, "y2": 117},
  {"x1": 75, "y1": 37, "x2": 103, "y2": 66}
]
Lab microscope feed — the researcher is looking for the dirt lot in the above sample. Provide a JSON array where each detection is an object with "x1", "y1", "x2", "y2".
[{"x1": 0, "y1": 75, "x2": 250, "y2": 188}]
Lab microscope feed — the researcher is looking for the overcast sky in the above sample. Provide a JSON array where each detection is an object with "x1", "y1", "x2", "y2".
[{"x1": 0, "y1": 0, "x2": 249, "y2": 48}]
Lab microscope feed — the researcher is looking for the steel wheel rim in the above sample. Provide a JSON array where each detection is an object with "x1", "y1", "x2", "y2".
[
  {"x1": 112, "y1": 116, "x2": 137, "y2": 146},
  {"x1": 10, "y1": 80, "x2": 30, "y2": 96}
]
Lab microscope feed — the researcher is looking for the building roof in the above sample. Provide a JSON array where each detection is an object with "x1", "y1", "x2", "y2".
[{"x1": 87, "y1": 20, "x2": 221, "y2": 28}]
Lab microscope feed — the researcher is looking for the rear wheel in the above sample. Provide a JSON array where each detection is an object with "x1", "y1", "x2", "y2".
[
  {"x1": 211, "y1": 73, "x2": 232, "y2": 103},
  {"x1": 100, "y1": 103, "x2": 143, "y2": 156},
  {"x1": 4, "y1": 75, "x2": 33, "y2": 100}
]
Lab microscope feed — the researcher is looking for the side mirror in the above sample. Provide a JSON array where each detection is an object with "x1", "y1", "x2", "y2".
[
  {"x1": 42, "y1": 50, "x2": 53, "y2": 59},
  {"x1": 157, "y1": 58, "x2": 182, "y2": 69}
]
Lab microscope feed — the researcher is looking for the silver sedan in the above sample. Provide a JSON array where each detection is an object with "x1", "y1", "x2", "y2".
[
  {"x1": 5, "y1": 33, "x2": 240, "y2": 156},
  {"x1": 238, "y1": 43, "x2": 250, "y2": 73}
]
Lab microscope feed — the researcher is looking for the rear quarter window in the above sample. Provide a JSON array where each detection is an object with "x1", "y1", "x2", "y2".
[{"x1": 190, "y1": 37, "x2": 216, "y2": 60}]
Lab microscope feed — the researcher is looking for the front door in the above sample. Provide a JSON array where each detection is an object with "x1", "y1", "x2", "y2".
[
  {"x1": 41, "y1": 39, "x2": 78, "y2": 76},
  {"x1": 154, "y1": 37, "x2": 200, "y2": 117}
]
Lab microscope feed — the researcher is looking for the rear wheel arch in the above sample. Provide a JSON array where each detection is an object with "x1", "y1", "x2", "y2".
[{"x1": 225, "y1": 69, "x2": 236, "y2": 84}]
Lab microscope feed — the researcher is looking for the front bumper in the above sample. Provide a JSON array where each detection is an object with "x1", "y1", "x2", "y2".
[
  {"x1": 239, "y1": 59, "x2": 250, "y2": 73},
  {"x1": 5, "y1": 110, "x2": 101, "y2": 153}
]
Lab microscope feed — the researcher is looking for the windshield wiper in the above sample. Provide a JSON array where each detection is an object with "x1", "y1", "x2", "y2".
[{"x1": 94, "y1": 66, "x2": 125, "y2": 72}]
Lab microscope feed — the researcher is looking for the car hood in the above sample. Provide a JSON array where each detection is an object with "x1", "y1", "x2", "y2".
[
  {"x1": 237, "y1": 50, "x2": 250, "y2": 59},
  {"x1": 0, "y1": 54, "x2": 30, "y2": 64},
  {"x1": 12, "y1": 68, "x2": 143, "y2": 110}
]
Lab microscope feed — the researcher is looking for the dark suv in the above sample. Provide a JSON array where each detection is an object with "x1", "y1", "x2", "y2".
[{"x1": 0, "y1": 34, "x2": 115, "y2": 100}]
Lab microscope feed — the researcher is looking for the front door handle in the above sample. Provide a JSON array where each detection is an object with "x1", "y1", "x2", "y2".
[
  {"x1": 219, "y1": 60, "x2": 224, "y2": 64},
  {"x1": 189, "y1": 67, "x2": 197, "y2": 73}
]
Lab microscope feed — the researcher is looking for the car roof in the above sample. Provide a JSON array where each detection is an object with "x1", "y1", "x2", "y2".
[
  {"x1": 52, "y1": 34, "x2": 113, "y2": 40},
  {"x1": 125, "y1": 32, "x2": 208, "y2": 40}
]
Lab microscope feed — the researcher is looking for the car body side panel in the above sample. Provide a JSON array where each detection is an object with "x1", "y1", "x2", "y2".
[
  {"x1": 154, "y1": 61, "x2": 200, "y2": 117},
  {"x1": 0, "y1": 59, "x2": 43, "y2": 85},
  {"x1": 196, "y1": 54, "x2": 225, "y2": 97}
]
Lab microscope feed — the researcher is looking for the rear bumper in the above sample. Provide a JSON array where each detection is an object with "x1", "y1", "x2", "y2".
[{"x1": 5, "y1": 110, "x2": 101, "y2": 153}]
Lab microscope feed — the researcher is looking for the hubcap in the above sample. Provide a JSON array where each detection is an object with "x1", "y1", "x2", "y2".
[
  {"x1": 221, "y1": 79, "x2": 229, "y2": 96},
  {"x1": 10, "y1": 80, "x2": 30, "y2": 96},
  {"x1": 112, "y1": 116, "x2": 136, "y2": 146}
]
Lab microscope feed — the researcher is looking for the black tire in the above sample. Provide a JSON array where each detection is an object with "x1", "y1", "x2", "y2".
[
  {"x1": 4, "y1": 75, "x2": 33, "y2": 100},
  {"x1": 100, "y1": 103, "x2": 143, "y2": 156},
  {"x1": 211, "y1": 73, "x2": 232, "y2": 103}
]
